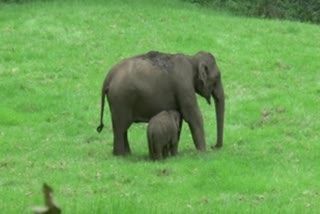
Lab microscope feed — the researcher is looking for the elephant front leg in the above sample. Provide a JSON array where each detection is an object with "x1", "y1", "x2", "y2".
[
  {"x1": 182, "y1": 105, "x2": 206, "y2": 151},
  {"x1": 189, "y1": 123, "x2": 206, "y2": 151}
]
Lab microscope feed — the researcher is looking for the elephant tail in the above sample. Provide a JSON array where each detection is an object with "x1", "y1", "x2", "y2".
[{"x1": 96, "y1": 86, "x2": 108, "y2": 133}]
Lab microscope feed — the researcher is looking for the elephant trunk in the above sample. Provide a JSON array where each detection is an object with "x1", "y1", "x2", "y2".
[{"x1": 212, "y1": 78, "x2": 224, "y2": 148}]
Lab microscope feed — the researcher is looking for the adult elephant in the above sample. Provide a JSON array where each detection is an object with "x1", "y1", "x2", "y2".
[{"x1": 97, "y1": 51, "x2": 225, "y2": 156}]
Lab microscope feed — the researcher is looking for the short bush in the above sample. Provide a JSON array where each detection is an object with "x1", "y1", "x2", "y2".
[{"x1": 183, "y1": 0, "x2": 320, "y2": 24}]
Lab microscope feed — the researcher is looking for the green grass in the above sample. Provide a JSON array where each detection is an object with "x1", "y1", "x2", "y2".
[{"x1": 1, "y1": 0, "x2": 320, "y2": 213}]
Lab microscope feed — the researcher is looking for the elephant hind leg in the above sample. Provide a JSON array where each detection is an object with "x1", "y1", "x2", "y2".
[
  {"x1": 170, "y1": 144, "x2": 178, "y2": 156},
  {"x1": 162, "y1": 144, "x2": 169, "y2": 159},
  {"x1": 113, "y1": 128, "x2": 130, "y2": 156},
  {"x1": 124, "y1": 131, "x2": 131, "y2": 155},
  {"x1": 147, "y1": 135, "x2": 155, "y2": 160},
  {"x1": 170, "y1": 136, "x2": 179, "y2": 156},
  {"x1": 111, "y1": 110, "x2": 132, "y2": 156},
  {"x1": 153, "y1": 140, "x2": 163, "y2": 160}
]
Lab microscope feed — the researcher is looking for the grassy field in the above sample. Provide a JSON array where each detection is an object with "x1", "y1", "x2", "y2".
[{"x1": 1, "y1": 0, "x2": 319, "y2": 213}]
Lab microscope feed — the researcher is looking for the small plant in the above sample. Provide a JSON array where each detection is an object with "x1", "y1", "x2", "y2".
[{"x1": 183, "y1": 0, "x2": 320, "y2": 23}]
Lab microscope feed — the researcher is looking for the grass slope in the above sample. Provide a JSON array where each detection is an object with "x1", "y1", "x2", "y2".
[{"x1": 0, "y1": 0, "x2": 319, "y2": 213}]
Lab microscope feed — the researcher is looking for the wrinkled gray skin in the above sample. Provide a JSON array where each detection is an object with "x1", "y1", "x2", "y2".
[
  {"x1": 147, "y1": 110, "x2": 182, "y2": 160},
  {"x1": 97, "y1": 51, "x2": 225, "y2": 156}
]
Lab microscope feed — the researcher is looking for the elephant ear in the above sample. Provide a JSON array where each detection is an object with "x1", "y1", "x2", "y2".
[
  {"x1": 198, "y1": 62, "x2": 212, "y2": 105},
  {"x1": 198, "y1": 62, "x2": 209, "y2": 88}
]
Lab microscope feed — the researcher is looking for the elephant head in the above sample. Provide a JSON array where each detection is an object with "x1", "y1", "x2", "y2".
[{"x1": 193, "y1": 52, "x2": 225, "y2": 148}]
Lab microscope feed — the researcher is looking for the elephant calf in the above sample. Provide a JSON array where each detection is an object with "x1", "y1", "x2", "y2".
[{"x1": 147, "y1": 110, "x2": 182, "y2": 160}]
